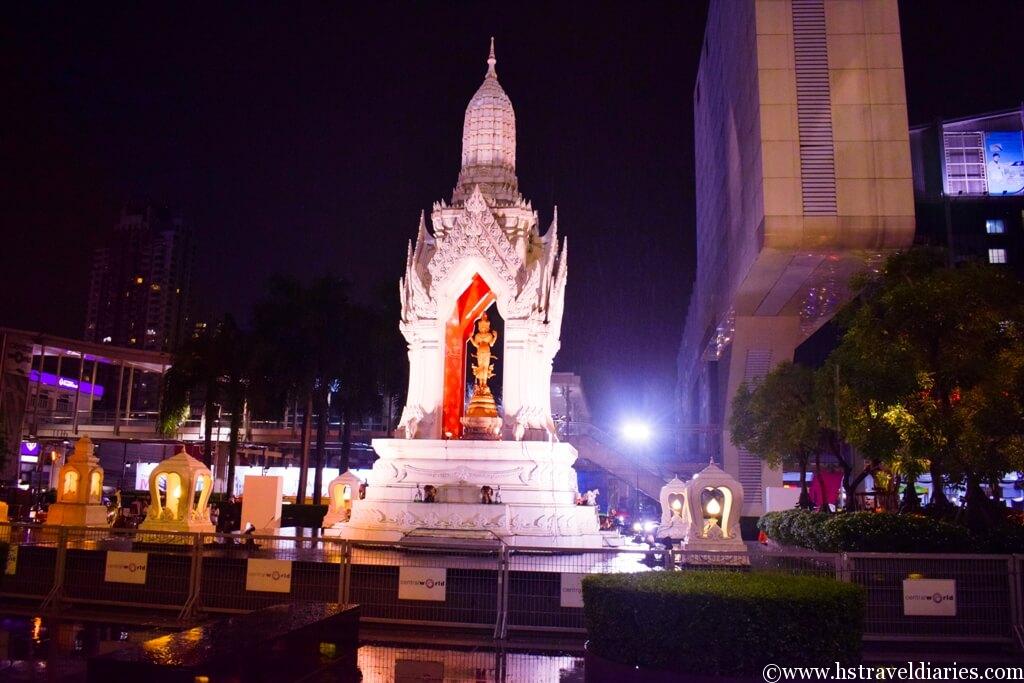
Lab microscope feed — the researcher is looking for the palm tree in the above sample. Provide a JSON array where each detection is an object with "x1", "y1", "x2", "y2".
[
  {"x1": 160, "y1": 315, "x2": 256, "y2": 498},
  {"x1": 255, "y1": 275, "x2": 354, "y2": 505},
  {"x1": 159, "y1": 325, "x2": 223, "y2": 467},
  {"x1": 217, "y1": 316, "x2": 254, "y2": 499},
  {"x1": 334, "y1": 302, "x2": 392, "y2": 472}
]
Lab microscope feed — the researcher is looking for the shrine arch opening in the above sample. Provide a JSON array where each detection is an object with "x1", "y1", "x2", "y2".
[{"x1": 441, "y1": 273, "x2": 506, "y2": 438}]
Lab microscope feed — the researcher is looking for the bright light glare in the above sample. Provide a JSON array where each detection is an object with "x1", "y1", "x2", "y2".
[
  {"x1": 620, "y1": 421, "x2": 651, "y2": 443},
  {"x1": 631, "y1": 522, "x2": 642, "y2": 532},
  {"x1": 643, "y1": 521, "x2": 658, "y2": 533}
]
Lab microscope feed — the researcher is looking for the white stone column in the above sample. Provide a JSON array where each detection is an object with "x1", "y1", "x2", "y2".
[
  {"x1": 500, "y1": 320, "x2": 529, "y2": 435},
  {"x1": 398, "y1": 320, "x2": 444, "y2": 439}
]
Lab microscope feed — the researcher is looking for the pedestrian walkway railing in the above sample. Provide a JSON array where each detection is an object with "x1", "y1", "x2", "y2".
[{"x1": 0, "y1": 522, "x2": 1021, "y2": 647}]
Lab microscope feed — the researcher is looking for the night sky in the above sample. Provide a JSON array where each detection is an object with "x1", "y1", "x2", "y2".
[{"x1": 3, "y1": 1, "x2": 1024, "y2": 428}]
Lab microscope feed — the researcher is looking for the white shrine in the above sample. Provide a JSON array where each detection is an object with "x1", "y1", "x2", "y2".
[{"x1": 328, "y1": 40, "x2": 602, "y2": 547}]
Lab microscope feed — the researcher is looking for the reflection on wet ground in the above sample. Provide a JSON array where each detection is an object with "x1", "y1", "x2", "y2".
[{"x1": 0, "y1": 616, "x2": 586, "y2": 682}]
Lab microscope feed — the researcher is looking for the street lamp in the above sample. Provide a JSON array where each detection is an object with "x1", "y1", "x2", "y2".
[
  {"x1": 620, "y1": 420, "x2": 651, "y2": 521},
  {"x1": 621, "y1": 421, "x2": 651, "y2": 444}
]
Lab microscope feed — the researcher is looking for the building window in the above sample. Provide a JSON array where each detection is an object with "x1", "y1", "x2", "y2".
[
  {"x1": 989, "y1": 248, "x2": 1007, "y2": 264},
  {"x1": 944, "y1": 132, "x2": 987, "y2": 195},
  {"x1": 986, "y1": 219, "x2": 1006, "y2": 234}
]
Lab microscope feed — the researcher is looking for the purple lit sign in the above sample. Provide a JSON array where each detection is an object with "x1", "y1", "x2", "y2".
[
  {"x1": 20, "y1": 441, "x2": 40, "y2": 456},
  {"x1": 29, "y1": 370, "x2": 105, "y2": 398}
]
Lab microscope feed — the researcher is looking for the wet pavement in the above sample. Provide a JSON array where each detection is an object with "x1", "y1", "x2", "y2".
[{"x1": 0, "y1": 615, "x2": 587, "y2": 682}]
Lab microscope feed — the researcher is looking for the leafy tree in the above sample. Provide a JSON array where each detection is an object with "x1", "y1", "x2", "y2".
[
  {"x1": 730, "y1": 362, "x2": 819, "y2": 509},
  {"x1": 254, "y1": 275, "x2": 368, "y2": 504},
  {"x1": 216, "y1": 316, "x2": 254, "y2": 499},
  {"x1": 831, "y1": 248, "x2": 1024, "y2": 520},
  {"x1": 159, "y1": 325, "x2": 225, "y2": 467},
  {"x1": 159, "y1": 315, "x2": 255, "y2": 496}
]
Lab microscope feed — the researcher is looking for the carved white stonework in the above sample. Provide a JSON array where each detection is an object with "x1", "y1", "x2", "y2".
[
  {"x1": 331, "y1": 41, "x2": 600, "y2": 548},
  {"x1": 327, "y1": 438, "x2": 602, "y2": 547},
  {"x1": 397, "y1": 41, "x2": 567, "y2": 443},
  {"x1": 678, "y1": 462, "x2": 749, "y2": 563}
]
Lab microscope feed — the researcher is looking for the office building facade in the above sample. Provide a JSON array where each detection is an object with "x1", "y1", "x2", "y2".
[
  {"x1": 910, "y1": 106, "x2": 1024, "y2": 275},
  {"x1": 677, "y1": 0, "x2": 915, "y2": 514}
]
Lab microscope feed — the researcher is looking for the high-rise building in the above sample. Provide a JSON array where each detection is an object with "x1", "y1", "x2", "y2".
[
  {"x1": 910, "y1": 105, "x2": 1024, "y2": 276},
  {"x1": 677, "y1": 0, "x2": 915, "y2": 514},
  {"x1": 84, "y1": 201, "x2": 194, "y2": 352}
]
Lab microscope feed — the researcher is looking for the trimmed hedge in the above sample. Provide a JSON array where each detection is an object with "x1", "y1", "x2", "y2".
[
  {"x1": 759, "y1": 510, "x2": 973, "y2": 553},
  {"x1": 759, "y1": 509, "x2": 833, "y2": 550},
  {"x1": 583, "y1": 571, "x2": 864, "y2": 676}
]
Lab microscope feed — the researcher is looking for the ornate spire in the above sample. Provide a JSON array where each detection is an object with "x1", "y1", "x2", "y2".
[{"x1": 454, "y1": 37, "x2": 518, "y2": 204}]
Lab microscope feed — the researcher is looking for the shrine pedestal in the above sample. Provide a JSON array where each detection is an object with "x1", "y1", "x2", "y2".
[{"x1": 326, "y1": 438, "x2": 602, "y2": 548}]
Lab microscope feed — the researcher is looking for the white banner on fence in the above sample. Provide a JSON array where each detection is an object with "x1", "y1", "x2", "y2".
[
  {"x1": 104, "y1": 551, "x2": 148, "y2": 584},
  {"x1": 560, "y1": 573, "x2": 585, "y2": 608},
  {"x1": 903, "y1": 578, "x2": 956, "y2": 616},
  {"x1": 246, "y1": 558, "x2": 293, "y2": 593},
  {"x1": 398, "y1": 566, "x2": 447, "y2": 601}
]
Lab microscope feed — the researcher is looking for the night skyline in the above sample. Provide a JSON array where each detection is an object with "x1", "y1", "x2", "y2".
[{"x1": 4, "y1": 0, "x2": 1024, "y2": 426}]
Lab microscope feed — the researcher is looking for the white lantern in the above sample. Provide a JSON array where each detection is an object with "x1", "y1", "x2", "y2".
[
  {"x1": 657, "y1": 476, "x2": 693, "y2": 541},
  {"x1": 682, "y1": 462, "x2": 748, "y2": 564},
  {"x1": 45, "y1": 436, "x2": 109, "y2": 527},
  {"x1": 138, "y1": 446, "x2": 214, "y2": 539},
  {"x1": 323, "y1": 470, "x2": 364, "y2": 528}
]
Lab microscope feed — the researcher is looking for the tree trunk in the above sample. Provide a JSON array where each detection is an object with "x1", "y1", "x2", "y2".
[
  {"x1": 900, "y1": 475, "x2": 921, "y2": 512},
  {"x1": 929, "y1": 458, "x2": 950, "y2": 509},
  {"x1": 312, "y1": 387, "x2": 328, "y2": 506},
  {"x1": 965, "y1": 475, "x2": 1000, "y2": 532},
  {"x1": 226, "y1": 393, "x2": 242, "y2": 499},
  {"x1": 297, "y1": 393, "x2": 313, "y2": 505},
  {"x1": 797, "y1": 455, "x2": 813, "y2": 509},
  {"x1": 814, "y1": 452, "x2": 829, "y2": 512},
  {"x1": 340, "y1": 403, "x2": 352, "y2": 473},
  {"x1": 202, "y1": 396, "x2": 217, "y2": 468},
  {"x1": 844, "y1": 459, "x2": 880, "y2": 511}
]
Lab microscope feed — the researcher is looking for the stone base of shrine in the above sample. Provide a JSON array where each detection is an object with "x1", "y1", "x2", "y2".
[
  {"x1": 136, "y1": 517, "x2": 215, "y2": 544},
  {"x1": 325, "y1": 438, "x2": 603, "y2": 549},
  {"x1": 45, "y1": 503, "x2": 109, "y2": 528},
  {"x1": 679, "y1": 537, "x2": 750, "y2": 565}
]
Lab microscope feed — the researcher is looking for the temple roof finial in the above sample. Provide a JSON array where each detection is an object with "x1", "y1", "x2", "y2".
[{"x1": 487, "y1": 37, "x2": 497, "y2": 77}]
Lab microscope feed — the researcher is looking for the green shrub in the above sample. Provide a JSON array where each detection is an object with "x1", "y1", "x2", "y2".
[
  {"x1": 583, "y1": 571, "x2": 864, "y2": 676},
  {"x1": 758, "y1": 510, "x2": 975, "y2": 553},
  {"x1": 760, "y1": 509, "x2": 832, "y2": 548},
  {"x1": 757, "y1": 510, "x2": 785, "y2": 539},
  {"x1": 968, "y1": 521, "x2": 1024, "y2": 554},
  {"x1": 789, "y1": 511, "x2": 832, "y2": 551},
  {"x1": 816, "y1": 512, "x2": 972, "y2": 553}
]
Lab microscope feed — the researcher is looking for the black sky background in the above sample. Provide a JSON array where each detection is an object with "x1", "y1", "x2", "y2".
[{"x1": 2, "y1": 1, "x2": 1024, "y2": 428}]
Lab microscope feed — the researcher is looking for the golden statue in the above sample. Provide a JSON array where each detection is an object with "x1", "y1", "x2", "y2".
[
  {"x1": 468, "y1": 312, "x2": 498, "y2": 387},
  {"x1": 463, "y1": 312, "x2": 501, "y2": 435}
]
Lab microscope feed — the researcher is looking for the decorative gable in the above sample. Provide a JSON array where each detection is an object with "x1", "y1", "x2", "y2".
[{"x1": 427, "y1": 185, "x2": 523, "y2": 292}]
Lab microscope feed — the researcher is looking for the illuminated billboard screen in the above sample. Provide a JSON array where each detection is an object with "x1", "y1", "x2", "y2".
[{"x1": 984, "y1": 131, "x2": 1024, "y2": 195}]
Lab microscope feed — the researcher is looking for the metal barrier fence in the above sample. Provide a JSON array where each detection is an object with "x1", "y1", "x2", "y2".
[{"x1": 0, "y1": 522, "x2": 1021, "y2": 647}]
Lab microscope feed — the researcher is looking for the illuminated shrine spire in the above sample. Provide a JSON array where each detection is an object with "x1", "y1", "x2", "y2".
[{"x1": 453, "y1": 37, "x2": 518, "y2": 204}]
